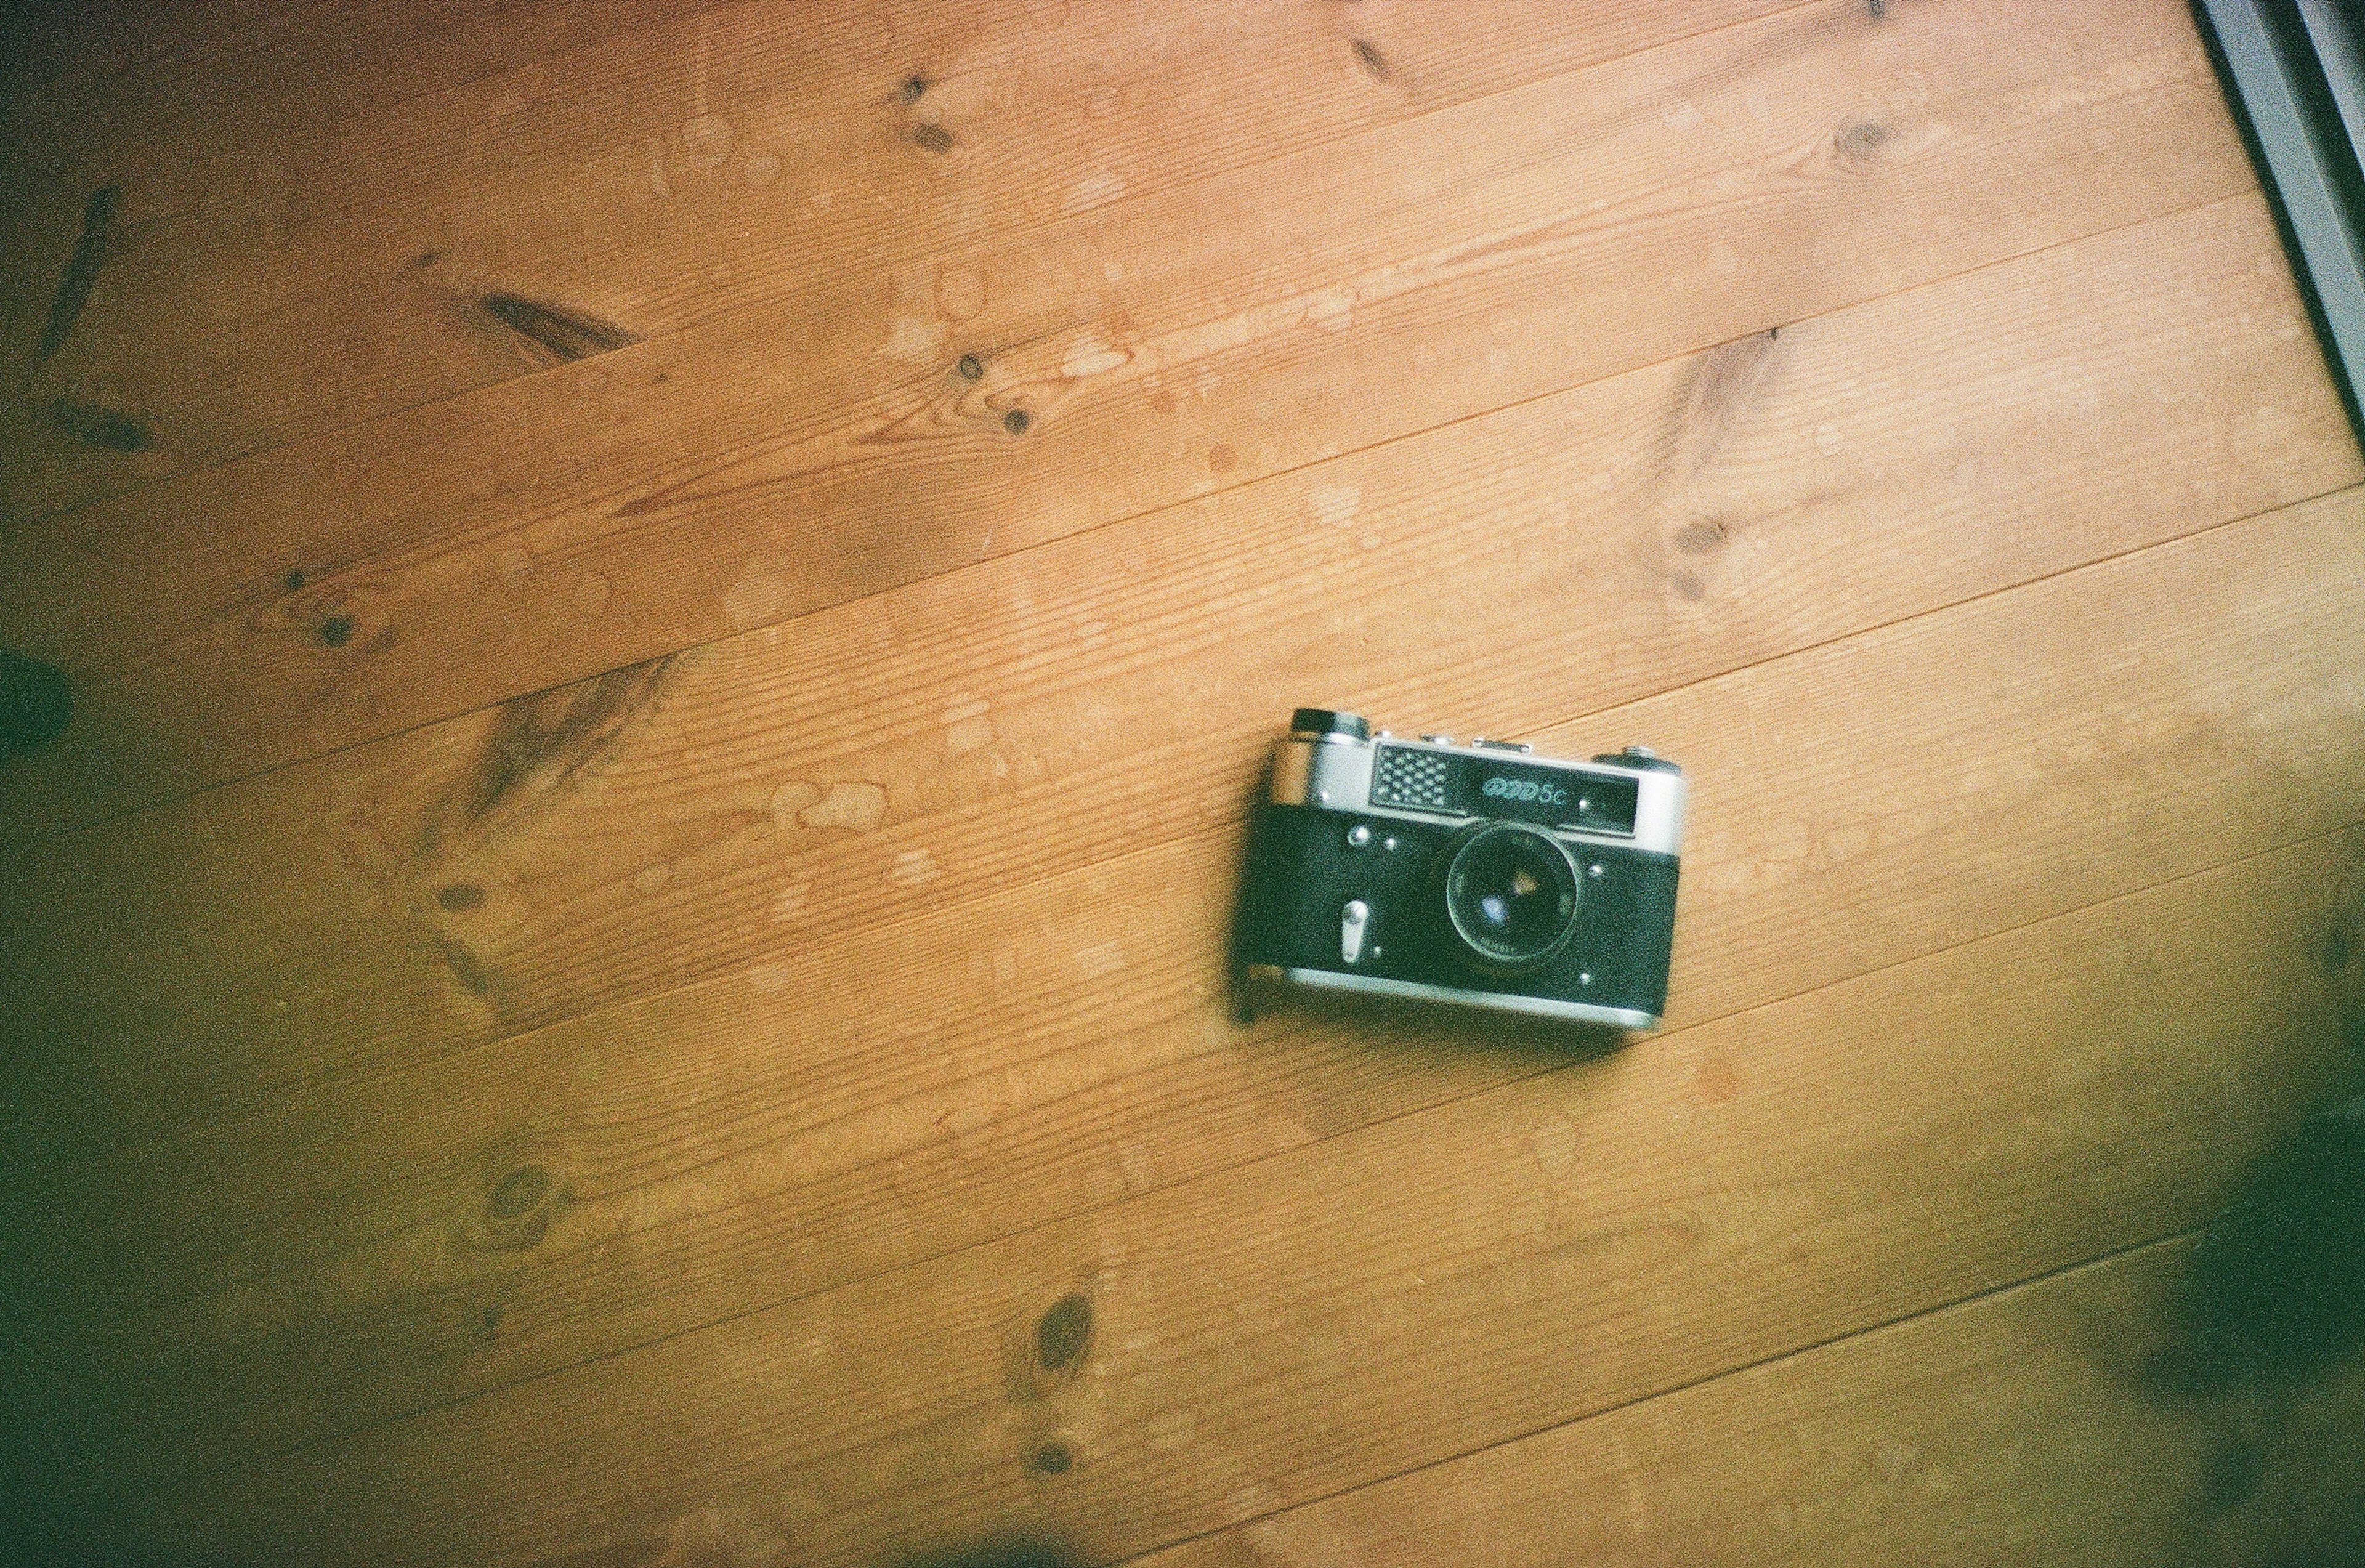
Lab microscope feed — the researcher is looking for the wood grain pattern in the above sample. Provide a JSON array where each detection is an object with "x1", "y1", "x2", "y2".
[
  {"x1": 5, "y1": 1, "x2": 2363, "y2": 1561},
  {"x1": 0, "y1": 0, "x2": 1789, "y2": 519},
  {"x1": 20, "y1": 485, "x2": 2365, "y2": 1498},
  {"x1": 107, "y1": 822, "x2": 2363, "y2": 1564},
  {"x1": 0, "y1": 0, "x2": 706, "y2": 479},
  {"x1": 1130, "y1": 1240, "x2": 2365, "y2": 1568},
  {"x1": 0, "y1": 0, "x2": 2252, "y2": 831},
  {"x1": 2, "y1": 193, "x2": 2345, "y2": 1173}
]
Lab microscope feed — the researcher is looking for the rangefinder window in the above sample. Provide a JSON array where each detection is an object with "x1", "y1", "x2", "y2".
[{"x1": 1370, "y1": 744, "x2": 1639, "y2": 834}]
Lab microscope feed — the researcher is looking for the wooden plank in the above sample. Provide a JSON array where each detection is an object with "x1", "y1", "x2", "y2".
[
  {"x1": 0, "y1": 0, "x2": 1790, "y2": 520},
  {"x1": 95, "y1": 810, "x2": 2365, "y2": 1564},
  {"x1": 5, "y1": 6, "x2": 2354, "y2": 1564},
  {"x1": 0, "y1": 0, "x2": 681, "y2": 168},
  {"x1": 1130, "y1": 1240, "x2": 2365, "y2": 1568},
  {"x1": 26, "y1": 483, "x2": 2365, "y2": 1490},
  {"x1": 0, "y1": 1, "x2": 275, "y2": 108},
  {"x1": 0, "y1": 193, "x2": 2348, "y2": 1179},
  {"x1": 0, "y1": 0, "x2": 2256, "y2": 830},
  {"x1": 0, "y1": 0, "x2": 708, "y2": 377}
]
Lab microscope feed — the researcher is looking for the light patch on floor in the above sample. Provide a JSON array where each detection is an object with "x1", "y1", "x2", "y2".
[
  {"x1": 1065, "y1": 168, "x2": 1128, "y2": 212},
  {"x1": 1308, "y1": 484, "x2": 1362, "y2": 528}
]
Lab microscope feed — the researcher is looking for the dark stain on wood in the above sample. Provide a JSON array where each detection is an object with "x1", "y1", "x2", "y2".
[
  {"x1": 912, "y1": 122, "x2": 956, "y2": 155},
  {"x1": 1351, "y1": 38, "x2": 1392, "y2": 82},
  {"x1": 1866, "y1": 0, "x2": 1885, "y2": 17},
  {"x1": 2308, "y1": 875, "x2": 2346, "y2": 974},
  {"x1": 483, "y1": 291, "x2": 637, "y2": 361},
  {"x1": 1003, "y1": 408, "x2": 1031, "y2": 436},
  {"x1": 433, "y1": 932, "x2": 495, "y2": 996},
  {"x1": 900, "y1": 74, "x2": 929, "y2": 104},
  {"x1": 488, "y1": 1165, "x2": 554, "y2": 1219},
  {"x1": 476, "y1": 1163, "x2": 567, "y2": 1250},
  {"x1": 283, "y1": 569, "x2": 307, "y2": 592},
  {"x1": 36, "y1": 185, "x2": 119, "y2": 363},
  {"x1": 1670, "y1": 570, "x2": 1706, "y2": 601},
  {"x1": 475, "y1": 1303, "x2": 504, "y2": 1343},
  {"x1": 49, "y1": 398, "x2": 150, "y2": 453},
  {"x1": 437, "y1": 883, "x2": 487, "y2": 913},
  {"x1": 0, "y1": 652, "x2": 74, "y2": 755},
  {"x1": 422, "y1": 655, "x2": 673, "y2": 854},
  {"x1": 957, "y1": 354, "x2": 984, "y2": 380},
  {"x1": 414, "y1": 249, "x2": 442, "y2": 269},
  {"x1": 1660, "y1": 329, "x2": 1777, "y2": 482},
  {"x1": 1836, "y1": 119, "x2": 1894, "y2": 164},
  {"x1": 2319, "y1": 916, "x2": 2353, "y2": 974},
  {"x1": 319, "y1": 613, "x2": 355, "y2": 648},
  {"x1": 1029, "y1": 1439, "x2": 1074, "y2": 1475},
  {"x1": 2201, "y1": 1437, "x2": 2263, "y2": 1510},
  {"x1": 2151, "y1": 1107, "x2": 2365, "y2": 1389},
  {"x1": 1672, "y1": 520, "x2": 1729, "y2": 555},
  {"x1": 1035, "y1": 1293, "x2": 1093, "y2": 1373}
]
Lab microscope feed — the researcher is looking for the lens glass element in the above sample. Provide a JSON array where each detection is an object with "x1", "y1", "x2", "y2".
[{"x1": 1442, "y1": 823, "x2": 1580, "y2": 966}]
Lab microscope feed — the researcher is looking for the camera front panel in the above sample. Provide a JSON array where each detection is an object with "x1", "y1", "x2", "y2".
[{"x1": 1238, "y1": 802, "x2": 1678, "y2": 1024}]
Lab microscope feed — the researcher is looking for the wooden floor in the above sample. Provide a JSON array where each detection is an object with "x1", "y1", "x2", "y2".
[{"x1": 4, "y1": 0, "x2": 2364, "y2": 1562}]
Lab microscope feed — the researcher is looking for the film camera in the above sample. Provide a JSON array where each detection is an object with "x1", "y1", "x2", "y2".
[{"x1": 1237, "y1": 708, "x2": 1685, "y2": 1029}]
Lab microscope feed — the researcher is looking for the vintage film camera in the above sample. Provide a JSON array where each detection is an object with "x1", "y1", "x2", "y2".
[{"x1": 1237, "y1": 708, "x2": 1685, "y2": 1028}]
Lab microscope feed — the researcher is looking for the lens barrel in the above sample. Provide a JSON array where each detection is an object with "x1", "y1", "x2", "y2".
[{"x1": 1440, "y1": 822, "x2": 1580, "y2": 968}]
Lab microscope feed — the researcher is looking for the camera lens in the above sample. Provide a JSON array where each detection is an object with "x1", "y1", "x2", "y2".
[{"x1": 1441, "y1": 823, "x2": 1580, "y2": 968}]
